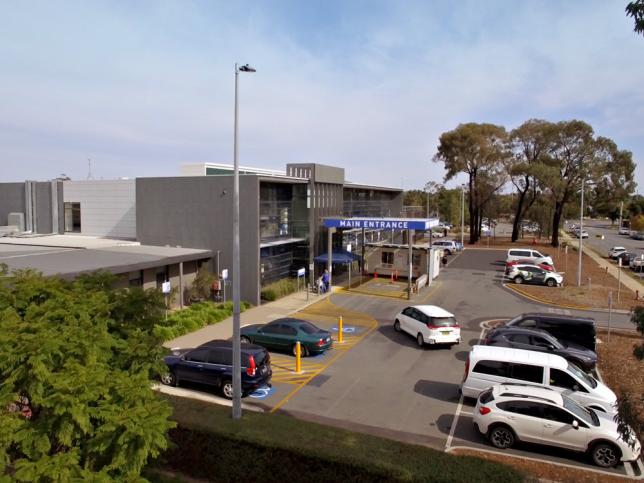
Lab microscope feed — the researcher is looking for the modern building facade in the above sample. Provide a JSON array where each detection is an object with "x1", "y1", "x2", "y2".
[{"x1": 1, "y1": 162, "x2": 403, "y2": 305}]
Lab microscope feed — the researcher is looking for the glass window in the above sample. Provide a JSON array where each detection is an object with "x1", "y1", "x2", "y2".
[
  {"x1": 298, "y1": 322, "x2": 320, "y2": 334},
  {"x1": 413, "y1": 309, "x2": 430, "y2": 324},
  {"x1": 508, "y1": 334, "x2": 531, "y2": 345},
  {"x1": 562, "y1": 395, "x2": 595, "y2": 426},
  {"x1": 549, "y1": 369, "x2": 581, "y2": 391},
  {"x1": 282, "y1": 325, "x2": 297, "y2": 336},
  {"x1": 498, "y1": 400, "x2": 544, "y2": 418},
  {"x1": 262, "y1": 323, "x2": 283, "y2": 334},
  {"x1": 382, "y1": 252, "x2": 394, "y2": 265},
  {"x1": 509, "y1": 363, "x2": 544, "y2": 383},
  {"x1": 64, "y1": 202, "x2": 81, "y2": 233},
  {"x1": 542, "y1": 405, "x2": 574, "y2": 424},
  {"x1": 516, "y1": 318, "x2": 537, "y2": 328},
  {"x1": 430, "y1": 317, "x2": 457, "y2": 327},
  {"x1": 185, "y1": 348, "x2": 210, "y2": 363},
  {"x1": 402, "y1": 307, "x2": 414, "y2": 317},
  {"x1": 473, "y1": 361, "x2": 510, "y2": 377},
  {"x1": 210, "y1": 349, "x2": 232, "y2": 365},
  {"x1": 566, "y1": 363, "x2": 596, "y2": 389},
  {"x1": 412, "y1": 253, "x2": 422, "y2": 267}
]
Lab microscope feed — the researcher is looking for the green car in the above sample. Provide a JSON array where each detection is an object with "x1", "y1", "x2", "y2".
[{"x1": 240, "y1": 318, "x2": 333, "y2": 356}]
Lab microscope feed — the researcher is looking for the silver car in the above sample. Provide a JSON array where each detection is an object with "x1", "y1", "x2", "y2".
[{"x1": 473, "y1": 384, "x2": 641, "y2": 468}]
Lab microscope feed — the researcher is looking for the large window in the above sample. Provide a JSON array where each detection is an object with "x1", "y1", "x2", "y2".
[
  {"x1": 64, "y1": 202, "x2": 81, "y2": 233},
  {"x1": 260, "y1": 182, "x2": 308, "y2": 240},
  {"x1": 382, "y1": 251, "x2": 394, "y2": 265}
]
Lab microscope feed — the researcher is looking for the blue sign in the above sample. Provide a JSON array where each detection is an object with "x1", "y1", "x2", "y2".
[
  {"x1": 331, "y1": 326, "x2": 357, "y2": 333},
  {"x1": 324, "y1": 217, "x2": 437, "y2": 231},
  {"x1": 249, "y1": 386, "x2": 275, "y2": 399}
]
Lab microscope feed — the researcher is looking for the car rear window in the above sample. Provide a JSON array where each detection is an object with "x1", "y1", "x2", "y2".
[
  {"x1": 243, "y1": 350, "x2": 267, "y2": 366},
  {"x1": 298, "y1": 321, "x2": 320, "y2": 334},
  {"x1": 479, "y1": 388, "x2": 494, "y2": 404},
  {"x1": 430, "y1": 317, "x2": 457, "y2": 327}
]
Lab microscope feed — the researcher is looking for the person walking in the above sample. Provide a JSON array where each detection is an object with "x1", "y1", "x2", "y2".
[{"x1": 322, "y1": 269, "x2": 330, "y2": 293}]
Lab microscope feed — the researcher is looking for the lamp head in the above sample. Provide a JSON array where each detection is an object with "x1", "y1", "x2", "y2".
[{"x1": 239, "y1": 64, "x2": 256, "y2": 73}]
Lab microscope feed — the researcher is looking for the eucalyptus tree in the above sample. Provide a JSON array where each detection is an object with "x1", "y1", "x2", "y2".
[{"x1": 434, "y1": 123, "x2": 509, "y2": 243}]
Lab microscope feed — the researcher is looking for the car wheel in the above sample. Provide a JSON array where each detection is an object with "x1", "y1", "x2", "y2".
[
  {"x1": 488, "y1": 425, "x2": 516, "y2": 449},
  {"x1": 240, "y1": 335, "x2": 251, "y2": 344},
  {"x1": 591, "y1": 442, "x2": 620, "y2": 468},
  {"x1": 546, "y1": 278, "x2": 556, "y2": 287},
  {"x1": 221, "y1": 380, "x2": 234, "y2": 400},
  {"x1": 292, "y1": 343, "x2": 308, "y2": 357},
  {"x1": 160, "y1": 371, "x2": 177, "y2": 387},
  {"x1": 513, "y1": 276, "x2": 524, "y2": 284},
  {"x1": 394, "y1": 320, "x2": 401, "y2": 332},
  {"x1": 416, "y1": 333, "x2": 424, "y2": 347},
  {"x1": 445, "y1": 249, "x2": 452, "y2": 256}
]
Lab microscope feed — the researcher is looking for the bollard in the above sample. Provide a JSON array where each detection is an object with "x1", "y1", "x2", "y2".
[
  {"x1": 390, "y1": 271, "x2": 394, "y2": 284},
  {"x1": 338, "y1": 316, "x2": 344, "y2": 344},
  {"x1": 636, "y1": 290, "x2": 639, "y2": 300},
  {"x1": 374, "y1": 270, "x2": 378, "y2": 279},
  {"x1": 295, "y1": 341, "x2": 302, "y2": 373}
]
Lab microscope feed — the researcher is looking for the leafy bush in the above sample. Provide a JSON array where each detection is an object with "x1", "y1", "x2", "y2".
[
  {"x1": 155, "y1": 301, "x2": 250, "y2": 341},
  {"x1": 186, "y1": 265, "x2": 216, "y2": 303},
  {"x1": 261, "y1": 278, "x2": 300, "y2": 302}
]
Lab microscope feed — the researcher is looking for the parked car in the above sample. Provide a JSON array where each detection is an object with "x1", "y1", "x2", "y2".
[
  {"x1": 432, "y1": 240, "x2": 458, "y2": 255},
  {"x1": 393, "y1": 305, "x2": 461, "y2": 347},
  {"x1": 460, "y1": 345, "x2": 617, "y2": 413},
  {"x1": 506, "y1": 264, "x2": 563, "y2": 287},
  {"x1": 608, "y1": 246, "x2": 627, "y2": 259},
  {"x1": 498, "y1": 313, "x2": 596, "y2": 351},
  {"x1": 484, "y1": 326, "x2": 597, "y2": 371},
  {"x1": 631, "y1": 231, "x2": 644, "y2": 240},
  {"x1": 615, "y1": 251, "x2": 639, "y2": 265},
  {"x1": 506, "y1": 248, "x2": 554, "y2": 266},
  {"x1": 473, "y1": 384, "x2": 641, "y2": 467},
  {"x1": 505, "y1": 259, "x2": 554, "y2": 275},
  {"x1": 240, "y1": 317, "x2": 333, "y2": 356},
  {"x1": 161, "y1": 340, "x2": 272, "y2": 399},
  {"x1": 618, "y1": 226, "x2": 630, "y2": 235},
  {"x1": 630, "y1": 255, "x2": 644, "y2": 271},
  {"x1": 574, "y1": 229, "x2": 589, "y2": 239}
]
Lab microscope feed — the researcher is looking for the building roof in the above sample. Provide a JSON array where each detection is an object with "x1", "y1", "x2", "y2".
[{"x1": 0, "y1": 243, "x2": 212, "y2": 279}]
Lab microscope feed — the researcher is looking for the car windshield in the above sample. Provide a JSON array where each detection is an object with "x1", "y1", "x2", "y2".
[
  {"x1": 298, "y1": 321, "x2": 322, "y2": 334},
  {"x1": 567, "y1": 362, "x2": 597, "y2": 388},
  {"x1": 562, "y1": 395, "x2": 597, "y2": 426},
  {"x1": 430, "y1": 317, "x2": 457, "y2": 327}
]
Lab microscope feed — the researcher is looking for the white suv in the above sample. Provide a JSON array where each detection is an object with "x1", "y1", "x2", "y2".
[
  {"x1": 432, "y1": 240, "x2": 458, "y2": 255},
  {"x1": 506, "y1": 249, "x2": 553, "y2": 266},
  {"x1": 507, "y1": 264, "x2": 563, "y2": 287},
  {"x1": 608, "y1": 247, "x2": 626, "y2": 259},
  {"x1": 393, "y1": 305, "x2": 461, "y2": 347},
  {"x1": 473, "y1": 384, "x2": 641, "y2": 468}
]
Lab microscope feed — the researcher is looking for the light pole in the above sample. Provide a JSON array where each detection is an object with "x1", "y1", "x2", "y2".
[
  {"x1": 577, "y1": 178, "x2": 594, "y2": 287},
  {"x1": 460, "y1": 184, "x2": 465, "y2": 247},
  {"x1": 232, "y1": 62, "x2": 255, "y2": 420}
]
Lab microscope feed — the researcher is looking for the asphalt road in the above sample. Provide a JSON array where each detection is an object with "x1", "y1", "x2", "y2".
[{"x1": 572, "y1": 219, "x2": 644, "y2": 257}]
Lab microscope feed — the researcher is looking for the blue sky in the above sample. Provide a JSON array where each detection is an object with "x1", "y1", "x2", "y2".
[{"x1": 1, "y1": 0, "x2": 643, "y2": 191}]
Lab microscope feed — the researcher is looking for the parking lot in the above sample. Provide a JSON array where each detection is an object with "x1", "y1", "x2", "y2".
[{"x1": 164, "y1": 248, "x2": 642, "y2": 477}]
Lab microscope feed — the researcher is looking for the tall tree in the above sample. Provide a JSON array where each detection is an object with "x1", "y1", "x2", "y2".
[
  {"x1": 434, "y1": 123, "x2": 508, "y2": 243},
  {"x1": 506, "y1": 120, "x2": 552, "y2": 242},
  {"x1": 0, "y1": 269, "x2": 174, "y2": 481},
  {"x1": 626, "y1": 0, "x2": 644, "y2": 34}
]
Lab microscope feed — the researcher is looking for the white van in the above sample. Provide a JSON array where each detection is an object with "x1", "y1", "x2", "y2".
[
  {"x1": 461, "y1": 346, "x2": 616, "y2": 413},
  {"x1": 506, "y1": 248, "x2": 553, "y2": 266}
]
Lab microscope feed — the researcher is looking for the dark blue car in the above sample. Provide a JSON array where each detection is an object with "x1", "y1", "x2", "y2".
[{"x1": 161, "y1": 339, "x2": 272, "y2": 399}]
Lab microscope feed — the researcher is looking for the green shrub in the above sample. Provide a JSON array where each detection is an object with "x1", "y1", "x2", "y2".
[
  {"x1": 155, "y1": 301, "x2": 250, "y2": 341},
  {"x1": 261, "y1": 278, "x2": 299, "y2": 301}
]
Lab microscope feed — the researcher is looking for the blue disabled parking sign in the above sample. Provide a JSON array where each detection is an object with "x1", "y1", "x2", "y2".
[
  {"x1": 249, "y1": 386, "x2": 274, "y2": 399},
  {"x1": 331, "y1": 325, "x2": 356, "y2": 333}
]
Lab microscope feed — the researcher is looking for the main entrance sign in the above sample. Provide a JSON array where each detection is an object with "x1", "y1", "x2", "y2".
[{"x1": 323, "y1": 217, "x2": 438, "y2": 231}]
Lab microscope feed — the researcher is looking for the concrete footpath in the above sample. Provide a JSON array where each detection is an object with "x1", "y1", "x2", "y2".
[
  {"x1": 164, "y1": 289, "x2": 331, "y2": 349},
  {"x1": 562, "y1": 232, "x2": 643, "y2": 295}
]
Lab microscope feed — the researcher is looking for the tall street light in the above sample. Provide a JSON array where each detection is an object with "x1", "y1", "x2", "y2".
[
  {"x1": 232, "y1": 62, "x2": 255, "y2": 420},
  {"x1": 460, "y1": 184, "x2": 466, "y2": 247},
  {"x1": 577, "y1": 178, "x2": 594, "y2": 287}
]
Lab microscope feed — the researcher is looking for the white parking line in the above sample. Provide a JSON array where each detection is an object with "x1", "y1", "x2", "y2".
[
  {"x1": 445, "y1": 322, "x2": 487, "y2": 451},
  {"x1": 624, "y1": 461, "x2": 634, "y2": 477}
]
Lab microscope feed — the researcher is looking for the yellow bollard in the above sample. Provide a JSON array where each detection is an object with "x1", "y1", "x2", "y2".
[
  {"x1": 295, "y1": 341, "x2": 302, "y2": 373},
  {"x1": 338, "y1": 316, "x2": 344, "y2": 343}
]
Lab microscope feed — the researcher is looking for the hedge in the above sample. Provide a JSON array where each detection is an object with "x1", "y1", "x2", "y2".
[
  {"x1": 150, "y1": 395, "x2": 526, "y2": 483},
  {"x1": 154, "y1": 301, "x2": 250, "y2": 341},
  {"x1": 261, "y1": 278, "x2": 300, "y2": 302}
]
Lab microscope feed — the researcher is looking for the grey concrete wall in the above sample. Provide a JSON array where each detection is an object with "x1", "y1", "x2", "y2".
[
  {"x1": 35, "y1": 182, "x2": 53, "y2": 233},
  {"x1": 391, "y1": 191, "x2": 404, "y2": 217},
  {"x1": 0, "y1": 182, "x2": 25, "y2": 226},
  {"x1": 136, "y1": 176, "x2": 261, "y2": 306}
]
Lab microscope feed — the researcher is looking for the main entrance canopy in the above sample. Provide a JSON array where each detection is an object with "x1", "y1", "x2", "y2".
[
  {"x1": 323, "y1": 217, "x2": 439, "y2": 231},
  {"x1": 321, "y1": 217, "x2": 441, "y2": 300}
]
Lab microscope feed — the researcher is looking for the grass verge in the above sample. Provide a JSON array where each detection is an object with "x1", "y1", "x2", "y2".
[{"x1": 150, "y1": 394, "x2": 526, "y2": 482}]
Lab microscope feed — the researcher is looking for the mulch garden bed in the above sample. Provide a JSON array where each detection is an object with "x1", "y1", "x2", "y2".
[{"x1": 467, "y1": 236, "x2": 642, "y2": 310}]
